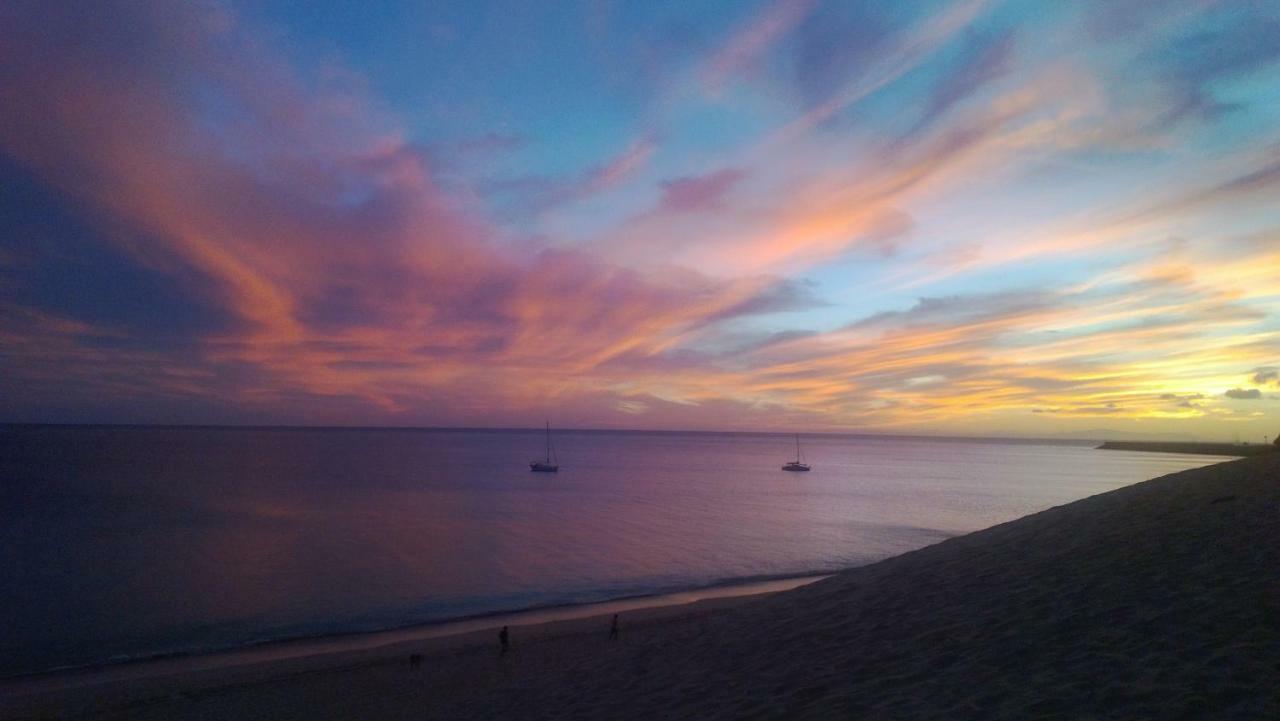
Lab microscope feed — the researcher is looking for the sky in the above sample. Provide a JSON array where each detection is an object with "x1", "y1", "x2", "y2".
[{"x1": 1, "y1": 0, "x2": 1278, "y2": 439}]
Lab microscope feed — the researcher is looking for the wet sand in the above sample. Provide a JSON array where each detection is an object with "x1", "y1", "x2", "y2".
[{"x1": 4, "y1": 454, "x2": 1277, "y2": 720}]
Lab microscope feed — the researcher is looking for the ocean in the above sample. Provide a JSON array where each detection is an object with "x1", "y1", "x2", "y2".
[{"x1": 0, "y1": 425, "x2": 1224, "y2": 677}]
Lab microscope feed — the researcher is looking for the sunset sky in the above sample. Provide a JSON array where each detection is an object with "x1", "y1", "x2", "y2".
[{"x1": 2, "y1": 0, "x2": 1278, "y2": 439}]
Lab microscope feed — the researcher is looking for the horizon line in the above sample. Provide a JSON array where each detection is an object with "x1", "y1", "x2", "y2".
[{"x1": 0, "y1": 421, "x2": 1219, "y2": 444}]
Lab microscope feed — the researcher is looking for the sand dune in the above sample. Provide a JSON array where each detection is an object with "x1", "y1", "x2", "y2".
[{"x1": 6, "y1": 454, "x2": 1278, "y2": 720}]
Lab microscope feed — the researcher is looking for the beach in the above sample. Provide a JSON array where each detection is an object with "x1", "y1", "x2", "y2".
[{"x1": 4, "y1": 451, "x2": 1276, "y2": 719}]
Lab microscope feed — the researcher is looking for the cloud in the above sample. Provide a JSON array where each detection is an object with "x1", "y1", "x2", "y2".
[
  {"x1": 908, "y1": 29, "x2": 1015, "y2": 136},
  {"x1": 2, "y1": 0, "x2": 1278, "y2": 436},
  {"x1": 1224, "y1": 388, "x2": 1263, "y2": 400},
  {"x1": 844, "y1": 291, "x2": 1052, "y2": 334},
  {"x1": 703, "y1": 0, "x2": 818, "y2": 95},
  {"x1": 1131, "y1": 151, "x2": 1280, "y2": 224},
  {"x1": 0, "y1": 1, "x2": 806, "y2": 423},
  {"x1": 654, "y1": 168, "x2": 747, "y2": 214},
  {"x1": 1160, "y1": 392, "x2": 1204, "y2": 408},
  {"x1": 608, "y1": 78, "x2": 1052, "y2": 275},
  {"x1": 705, "y1": 277, "x2": 825, "y2": 321},
  {"x1": 586, "y1": 135, "x2": 659, "y2": 193},
  {"x1": 1141, "y1": 7, "x2": 1280, "y2": 129},
  {"x1": 778, "y1": 0, "x2": 992, "y2": 140},
  {"x1": 1251, "y1": 367, "x2": 1279, "y2": 385},
  {"x1": 416, "y1": 133, "x2": 527, "y2": 183},
  {"x1": 483, "y1": 134, "x2": 657, "y2": 215},
  {"x1": 792, "y1": 3, "x2": 897, "y2": 107}
]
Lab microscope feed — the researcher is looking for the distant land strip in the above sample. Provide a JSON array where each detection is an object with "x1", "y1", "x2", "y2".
[{"x1": 1098, "y1": 441, "x2": 1277, "y2": 457}]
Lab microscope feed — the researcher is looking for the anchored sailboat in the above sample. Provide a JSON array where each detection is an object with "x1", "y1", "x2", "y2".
[
  {"x1": 782, "y1": 434, "x2": 810, "y2": 472},
  {"x1": 530, "y1": 421, "x2": 559, "y2": 472}
]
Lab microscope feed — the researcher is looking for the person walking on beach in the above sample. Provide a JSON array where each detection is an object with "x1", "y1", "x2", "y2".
[
  {"x1": 498, "y1": 625, "x2": 509, "y2": 656},
  {"x1": 609, "y1": 614, "x2": 619, "y2": 641}
]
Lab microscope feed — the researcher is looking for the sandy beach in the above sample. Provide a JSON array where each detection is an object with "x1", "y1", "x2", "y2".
[{"x1": 5, "y1": 452, "x2": 1277, "y2": 720}]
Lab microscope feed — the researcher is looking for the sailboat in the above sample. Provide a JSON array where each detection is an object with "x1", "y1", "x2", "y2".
[
  {"x1": 782, "y1": 434, "x2": 810, "y2": 472},
  {"x1": 529, "y1": 420, "x2": 559, "y2": 472}
]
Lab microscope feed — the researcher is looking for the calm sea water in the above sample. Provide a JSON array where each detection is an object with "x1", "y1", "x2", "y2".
[{"x1": 0, "y1": 426, "x2": 1224, "y2": 677}]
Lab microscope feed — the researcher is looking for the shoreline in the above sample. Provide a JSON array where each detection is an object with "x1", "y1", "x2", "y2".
[{"x1": 0, "y1": 573, "x2": 828, "y2": 705}]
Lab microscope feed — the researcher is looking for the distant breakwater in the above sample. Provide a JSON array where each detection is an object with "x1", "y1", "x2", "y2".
[{"x1": 1097, "y1": 441, "x2": 1276, "y2": 457}]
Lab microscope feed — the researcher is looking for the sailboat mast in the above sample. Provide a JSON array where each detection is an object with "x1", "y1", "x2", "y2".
[{"x1": 545, "y1": 420, "x2": 551, "y2": 463}]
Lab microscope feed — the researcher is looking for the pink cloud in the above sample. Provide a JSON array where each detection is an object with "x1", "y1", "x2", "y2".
[
  {"x1": 481, "y1": 133, "x2": 658, "y2": 215},
  {"x1": 702, "y1": 0, "x2": 819, "y2": 96},
  {"x1": 583, "y1": 134, "x2": 658, "y2": 194},
  {"x1": 0, "y1": 2, "x2": 803, "y2": 424},
  {"x1": 655, "y1": 168, "x2": 747, "y2": 214}
]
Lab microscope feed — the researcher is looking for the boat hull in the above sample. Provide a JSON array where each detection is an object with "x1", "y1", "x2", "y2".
[
  {"x1": 781, "y1": 463, "x2": 810, "y2": 472},
  {"x1": 530, "y1": 463, "x2": 559, "y2": 472}
]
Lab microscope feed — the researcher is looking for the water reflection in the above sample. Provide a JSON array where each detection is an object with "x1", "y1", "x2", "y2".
[{"x1": 0, "y1": 426, "x2": 1222, "y2": 675}]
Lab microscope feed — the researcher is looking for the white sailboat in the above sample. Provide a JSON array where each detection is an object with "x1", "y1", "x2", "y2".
[
  {"x1": 530, "y1": 421, "x2": 559, "y2": 472},
  {"x1": 782, "y1": 434, "x2": 810, "y2": 472}
]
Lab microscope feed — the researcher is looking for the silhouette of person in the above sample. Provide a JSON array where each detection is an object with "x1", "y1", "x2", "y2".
[
  {"x1": 609, "y1": 614, "x2": 619, "y2": 640},
  {"x1": 499, "y1": 625, "x2": 510, "y2": 656}
]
